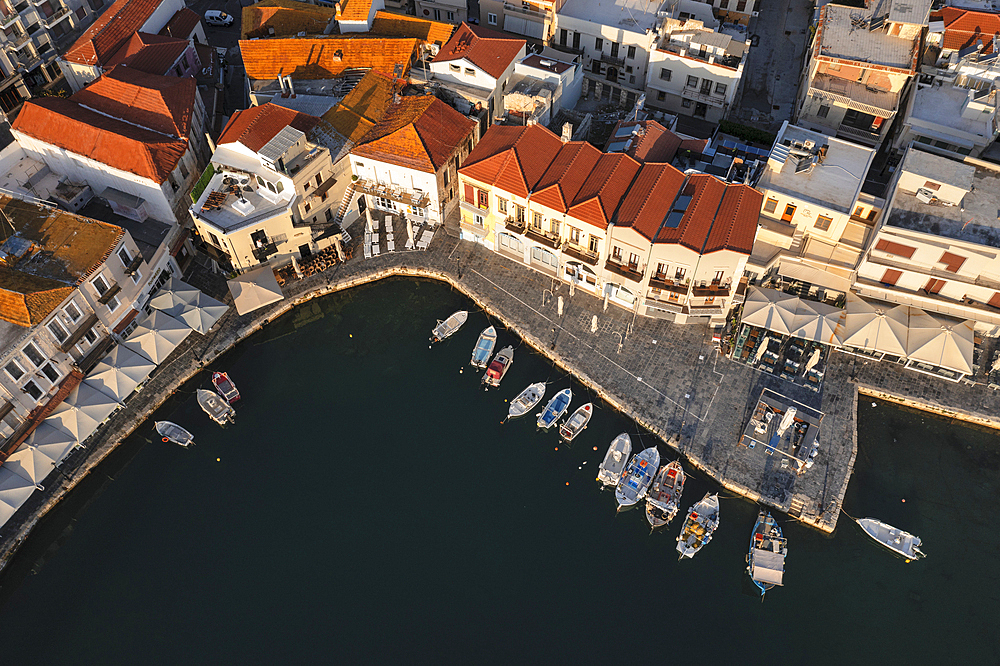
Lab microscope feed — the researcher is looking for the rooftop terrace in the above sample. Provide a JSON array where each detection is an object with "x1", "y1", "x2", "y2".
[
  {"x1": 558, "y1": 0, "x2": 666, "y2": 31},
  {"x1": 818, "y1": 4, "x2": 920, "y2": 71},
  {"x1": 908, "y1": 84, "x2": 997, "y2": 143},
  {"x1": 191, "y1": 171, "x2": 294, "y2": 234}
]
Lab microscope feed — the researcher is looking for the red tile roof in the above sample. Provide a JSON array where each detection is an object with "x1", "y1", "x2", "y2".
[
  {"x1": 432, "y1": 22, "x2": 525, "y2": 79},
  {"x1": 240, "y1": 36, "x2": 418, "y2": 80},
  {"x1": 322, "y1": 70, "x2": 398, "y2": 144},
  {"x1": 338, "y1": 0, "x2": 373, "y2": 22},
  {"x1": 605, "y1": 119, "x2": 709, "y2": 163},
  {"x1": 105, "y1": 32, "x2": 190, "y2": 75},
  {"x1": 568, "y1": 153, "x2": 641, "y2": 230},
  {"x1": 159, "y1": 7, "x2": 201, "y2": 39},
  {"x1": 352, "y1": 95, "x2": 476, "y2": 172},
  {"x1": 371, "y1": 10, "x2": 454, "y2": 45},
  {"x1": 933, "y1": 7, "x2": 1000, "y2": 55},
  {"x1": 460, "y1": 124, "x2": 565, "y2": 198},
  {"x1": 652, "y1": 174, "x2": 759, "y2": 254},
  {"x1": 531, "y1": 141, "x2": 602, "y2": 212},
  {"x1": 703, "y1": 181, "x2": 761, "y2": 254},
  {"x1": 64, "y1": 0, "x2": 164, "y2": 66},
  {"x1": 73, "y1": 67, "x2": 195, "y2": 138},
  {"x1": 615, "y1": 163, "x2": 686, "y2": 241},
  {"x1": 242, "y1": 0, "x2": 336, "y2": 39},
  {"x1": 218, "y1": 103, "x2": 321, "y2": 152}
]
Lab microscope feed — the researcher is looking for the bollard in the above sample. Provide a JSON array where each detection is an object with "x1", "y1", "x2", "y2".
[{"x1": 557, "y1": 295, "x2": 563, "y2": 316}]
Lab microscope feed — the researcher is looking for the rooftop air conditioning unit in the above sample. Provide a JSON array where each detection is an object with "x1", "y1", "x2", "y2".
[{"x1": 803, "y1": 140, "x2": 815, "y2": 150}]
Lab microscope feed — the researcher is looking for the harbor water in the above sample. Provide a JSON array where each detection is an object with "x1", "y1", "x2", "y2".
[{"x1": 0, "y1": 279, "x2": 996, "y2": 664}]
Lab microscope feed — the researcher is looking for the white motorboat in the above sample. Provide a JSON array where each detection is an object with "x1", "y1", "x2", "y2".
[
  {"x1": 155, "y1": 421, "x2": 194, "y2": 447},
  {"x1": 676, "y1": 493, "x2": 720, "y2": 559},
  {"x1": 537, "y1": 388, "x2": 571, "y2": 429},
  {"x1": 470, "y1": 326, "x2": 497, "y2": 368},
  {"x1": 508, "y1": 382, "x2": 545, "y2": 420},
  {"x1": 197, "y1": 388, "x2": 235, "y2": 425},
  {"x1": 483, "y1": 346, "x2": 514, "y2": 387},
  {"x1": 857, "y1": 518, "x2": 926, "y2": 561},
  {"x1": 431, "y1": 310, "x2": 468, "y2": 342},
  {"x1": 597, "y1": 434, "x2": 631, "y2": 487},
  {"x1": 559, "y1": 403, "x2": 592, "y2": 442}
]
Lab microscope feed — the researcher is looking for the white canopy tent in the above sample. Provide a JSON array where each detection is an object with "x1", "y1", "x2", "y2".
[
  {"x1": 842, "y1": 293, "x2": 909, "y2": 357},
  {"x1": 150, "y1": 278, "x2": 228, "y2": 334},
  {"x1": 741, "y1": 287, "x2": 799, "y2": 335},
  {"x1": 123, "y1": 310, "x2": 192, "y2": 365},
  {"x1": 0, "y1": 466, "x2": 38, "y2": 525},
  {"x1": 24, "y1": 421, "x2": 78, "y2": 463},
  {"x1": 4, "y1": 443, "x2": 58, "y2": 488},
  {"x1": 790, "y1": 300, "x2": 846, "y2": 346},
  {"x1": 84, "y1": 344, "x2": 156, "y2": 402},
  {"x1": 228, "y1": 266, "x2": 284, "y2": 316},
  {"x1": 906, "y1": 310, "x2": 975, "y2": 375}
]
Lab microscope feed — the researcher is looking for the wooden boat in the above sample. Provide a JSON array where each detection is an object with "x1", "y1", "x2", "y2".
[
  {"x1": 470, "y1": 326, "x2": 497, "y2": 368},
  {"x1": 197, "y1": 388, "x2": 235, "y2": 425},
  {"x1": 155, "y1": 421, "x2": 194, "y2": 447},
  {"x1": 597, "y1": 434, "x2": 631, "y2": 487},
  {"x1": 483, "y1": 345, "x2": 514, "y2": 387},
  {"x1": 559, "y1": 403, "x2": 592, "y2": 442},
  {"x1": 431, "y1": 310, "x2": 468, "y2": 342},
  {"x1": 856, "y1": 518, "x2": 925, "y2": 561},
  {"x1": 645, "y1": 460, "x2": 685, "y2": 528},
  {"x1": 676, "y1": 493, "x2": 720, "y2": 559},
  {"x1": 508, "y1": 382, "x2": 545, "y2": 419},
  {"x1": 212, "y1": 371, "x2": 240, "y2": 403},
  {"x1": 615, "y1": 446, "x2": 660, "y2": 508},
  {"x1": 537, "y1": 388, "x2": 571, "y2": 429},
  {"x1": 748, "y1": 510, "x2": 787, "y2": 597}
]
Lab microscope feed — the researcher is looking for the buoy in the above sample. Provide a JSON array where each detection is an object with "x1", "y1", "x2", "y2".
[
  {"x1": 872, "y1": 402, "x2": 877, "y2": 407},
  {"x1": 554, "y1": 447, "x2": 559, "y2": 451},
  {"x1": 459, "y1": 368, "x2": 463, "y2": 373},
  {"x1": 217, "y1": 458, "x2": 221, "y2": 462},
  {"x1": 578, "y1": 466, "x2": 582, "y2": 469},
  {"x1": 901, "y1": 498, "x2": 906, "y2": 503},
  {"x1": 593, "y1": 446, "x2": 598, "y2": 451},
  {"x1": 162, "y1": 437, "x2": 169, "y2": 442},
  {"x1": 565, "y1": 482, "x2": 569, "y2": 486},
  {"x1": 905, "y1": 559, "x2": 911, "y2": 563},
  {"x1": 349, "y1": 334, "x2": 352, "y2": 338}
]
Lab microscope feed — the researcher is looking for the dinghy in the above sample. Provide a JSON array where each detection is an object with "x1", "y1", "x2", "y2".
[
  {"x1": 856, "y1": 518, "x2": 925, "y2": 561},
  {"x1": 537, "y1": 388, "x2": 571, "y2": 429},
  {"x1": 197, "y1": 388, "x2": 235, "y2": 425},
  {"x1": 615, "y1": 446, "x2": 660, "y2": 508},
  {"x1": 483, "y1": 346, "x2": 514, "y2": 388},
  {"x1": 597, "y1": 434, "x2": 631, "y2": 487},
  {"x1": 559, "y1": 403, "x2": 592, "y2": 442},
  {"x1": 431, "y1": 310, "x2": 468, "y2": 342},
  {"x1": 645, "y1": 460, "x2": 685, "y2": 528},
  {"x1": 508, "y1": 383, "x2": 545, "y2": 419},
  {"x1": 470, "y1": 326, "x2": 497, "y2": 368},
  {"x1": 212, "y1": 371, "x2": 240, "y2": 403},
  {"x1": 156, "y1": 421, "x2": 194, "y2": 447}
]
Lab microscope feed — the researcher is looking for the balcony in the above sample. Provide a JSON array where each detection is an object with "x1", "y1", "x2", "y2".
[
  {"x1": 503, "y1": 1, "x2": 548, "y2": 18},
  {"x1": 6, "y1": 29, "x2": 28, "y2": 48},
  {"x1": 40, "y1": 5, "x2": 70, "y2": 27},
  {"x1": 733, "y1": 276, "x2": 748, "y2": 304},
  {"x1": 125, "y1": 254, "x2": 143, "y2": 274},
  {"x1": 460, "y1": 198, "x2": 490, "y2": 215},
  {"x1": 252, "y1": 241, "x2": 279, "y2": 262},
  {"x1": 597, "y1": 52, "x2": 625, "y2": 68},
  {"x1": 836, "y1": 124, "x2": 882, "y2": 147},
  {"x1": 644, "y1": 298, "x2": 684, "y2": 314},
  {"x1": 563, "y1": 243, "x2": 598, "y2": 266},
  {"x1": 524, "y1": 225, "x2": 562, "y2": 250},
  {"x1": 605, "y1": 259, "x2": 644, "y2": 282},
  {"x1": 685, "y1": 303, "x2": 726, "y2": 316},
  {"x1": 354, "y1": 178, "x2": 430, "y2": 209},
  {"x1": 503, "y1": 216, "x2": 525, "y2": 234},
  {"x1": 649, "y1": 274, "x2": 689, "y2": 294},
  {"x1": 59, "y1": 312, "x2": 99, "y2": 353},
  {"x1": 549, "y1": 41, "x2": 584, "y2": 56},
  {"x1": 681, "y1": 86, "x2": 728, "y2": 107},
  {"x1": 692, "y1": 281, "x2": 731, "y2": 297},
  {"x1": 97, "y1": 282, "x2": 121, "y2": 305},
  {"x1": 1, "y1": 6, "x2": 19, "y2": 26},
  {"x1": 460, "y1": 216, "x2": 487, "y2": 236}
]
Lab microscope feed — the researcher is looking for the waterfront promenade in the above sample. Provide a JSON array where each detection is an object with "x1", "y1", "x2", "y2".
[{"x1": 2, "y1": 218, "x2": 998, "y2": 568}]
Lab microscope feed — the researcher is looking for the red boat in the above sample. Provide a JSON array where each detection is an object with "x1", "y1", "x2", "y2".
[
  {"x1": 212, "y1": 371, "x2": 240, "y2": 404},
  {"x1": 482, "y1": 345, "x2": 514, "y2": 388}
]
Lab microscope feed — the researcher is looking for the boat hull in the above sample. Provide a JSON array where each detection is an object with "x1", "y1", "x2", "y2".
[
  {"x1": 645, "y1": 460, "x2": 685, "y2": 528},
  {"x1": 155, "y1": 421, "x2": 193, "y2": 447},
  {"x1": 197, "y1": 389, "x2": 235, "y2": 425},
  {"x1": 857, "y1": 518, "x2": 925, "y2": 560},
  {"x1": 470, "y1": 327, "x2": 497, "y2": 368},
  {"x1": 559, "y1": 403, "x2": 592, "y2": 441},
  {"x1": 747, "y1": 510, "x2": 787, "y2": 595},
  {"x1": 483, "y1": 346, "x2": 514, "y2": 387},
  {"x1": 431, "y1": 310, "x2": 468, "y2": 342},
  {"x1": 615, "y1": 447, "x2": 660, "y2": 507},
  {"x1": 212, "y1": 372, "x2": 240, "y2": 403},
  {"x1": 537, "y1": 389, "x2": 571, "y2": 429},
  {"x1": 676, "y1": 493, "x2": 720, "y2": 559},
  {"x1": 508, "y1": 382, "x2": 545, "y2": 419},
  {"x1": 597, "y1": 434, "x2": 631, "y2": 487}
]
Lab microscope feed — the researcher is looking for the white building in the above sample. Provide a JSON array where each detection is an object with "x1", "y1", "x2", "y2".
[
  {"x1": 413, "y1": 0, "x2": 465, "y2": 24},
  {"x1": 502, "y1": 52, "x2": 584, "y2": 126},
  {"x1": 479, "y1": 0, "x2": 557, "y2": 40},
  {"x1": 336, "y1": 0, "x2": 384, "y2": 32}
]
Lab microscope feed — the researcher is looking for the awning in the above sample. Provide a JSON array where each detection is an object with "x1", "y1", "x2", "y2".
[
  {"x1": 842, "y1": 293, "x2": 908, "y2": 356},
  {"x1": 24, "y1": 421, "x2": 78, "y2": 464},
  {"x1": 777, "y1": 259, "x2": 853, "y2": 293},
  {"x1": 790, "y1": 299, "x2": 846, "y2": 346},
  {"x1": 84, "y1": 344, "x2": 156, "y2": 402},
  {"x1": 123, "y1": 310, "x2": 193, "y2": 365},
  {"x1": 741, "y1": 287, "x2": 798, "y2": 335},
  {"x1": 751, "y1": 549, "x2": 785, "y2": 585},
  {"x1": 149, "y1": 276, "x2": 201, "y2": 312},
  {"x1": 906, "y1": 309, "x2": 974, "y2": 375},
  {"x1": 4, "y1": 443, "x2": 57, "y2": 487},
  {"x1": 0, "y1": 466, "x2": 36, "y2": 525},
  {"x1": 228, "y1": 265, "x2": 284, "y2": 316},
  {"x1": 150, "y1": 277, "x2": 228, "y2": 334}
]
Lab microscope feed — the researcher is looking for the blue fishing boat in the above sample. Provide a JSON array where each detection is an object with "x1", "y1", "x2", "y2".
[
  {"x1": 747, "y1": 510, "x2": 787, "y2": 597},
  {"x1": 537, "y1": 388, "x2": 571, "y2": 429},
  {"x1": 470, "y1": 326, "x2": 497, "y2": 368},
  {"x1": 615, "y1": 446, "x2": 660, "y2": 508}
]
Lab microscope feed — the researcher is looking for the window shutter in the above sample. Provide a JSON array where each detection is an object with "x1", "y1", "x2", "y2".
[{"x1": 464, "y1": 183, "x2": 474, "y2": 203}]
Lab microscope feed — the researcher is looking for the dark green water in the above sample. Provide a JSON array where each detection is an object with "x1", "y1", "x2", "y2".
[{"x1": 0, "y1": 279, "x2": 996, "y2": 664}]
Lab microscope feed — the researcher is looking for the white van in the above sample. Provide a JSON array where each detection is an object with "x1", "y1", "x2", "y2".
[{"x1": 204, "y1": 10, "x2": 234, "y2": 26}]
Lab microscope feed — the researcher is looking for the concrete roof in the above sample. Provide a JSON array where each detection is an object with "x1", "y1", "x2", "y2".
[
  {"x1": 818, "y1": 4, "x2": 919, "y2": 71},
  {"x1": 558, "y1": 0, "x2": 666, "y2": 32},
  {"x1": 908, "y1": 85, "x2": 996, "y2": 143}
]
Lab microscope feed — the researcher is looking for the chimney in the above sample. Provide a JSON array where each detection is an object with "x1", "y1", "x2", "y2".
[
  {"x1": 286, "y1": 75, "x2": 295, "y2": 97},
  {"x1": 561, "y1": 122, "x2": 573, "y2": 142},
  {"x1": 335, "y1": 1, "x2": 342, "y2": 18}
]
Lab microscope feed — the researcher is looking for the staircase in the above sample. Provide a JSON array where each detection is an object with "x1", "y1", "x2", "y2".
[{"x1": 333, "y1": 181, "x2": 357, "y2": 228}]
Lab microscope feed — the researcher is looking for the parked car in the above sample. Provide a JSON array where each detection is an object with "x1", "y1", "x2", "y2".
[{"x1": 204, "y1": 10, "x2": 234, "y2": 26}]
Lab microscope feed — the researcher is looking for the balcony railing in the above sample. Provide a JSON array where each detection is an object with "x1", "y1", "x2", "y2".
[
  {"x1": 125, "y1": 254, "x2": 143, "y2": 274},
  {"x1": 692, "y1": 281, "x2": 731, "y2": 297},
  {"x1": 354, "y1": 178, "x2": 430, "y2": 208},
  {"x1": 563, "y1": 243, "x2": 598, "y2": 266},
  {"x1": 503, "y1": 216, "x2": 525, "y2": 234},
  {"x1": 681, "y1": 86, "x2": 728, "y2": 106},
  {"x1": 597, "y1": 53, "x2": 625, "y2": 68},
  {"x1": 605, "y1": 259, "x2": 644, "y2": 282},
  {"x1": 836, "y1": 124, "x2": 882, "y2": 146},
  {"x1": 644, "y1": 298, "x2": 684, "y2": 314},
  {"x1": 60, "y1": 312, "x2": 99, "y2": 353},
  {"x1": 549, "y1": 41, "x2": 584, "y2": 56},
  {"x1": 97, "y1": 283, "x2": 121, "y2": 305},
  {"x1": 1, "y1": 8, "x2": 19, "y2": 27},
  {"x1": 686, "y1": 304, "x2": 726, "y2": 315},
  {"x1": 503, "y1": 1, "x2": 549, "y2": 18},
  {"x1": 40, "y1": 5, "x2": 70, "y2": 27},
  {"x1": 6, "y1": 29, "x2": 27, "y2": 47},
  {"x1": 524, "y1": 225, "x2": 562, "y2": 250},
  {"x1": 649, "y1": 274, "x2": 688, "y2": 294},
  {"x1": 252, "y1": 241, "x2": 279, "y2": 262}
]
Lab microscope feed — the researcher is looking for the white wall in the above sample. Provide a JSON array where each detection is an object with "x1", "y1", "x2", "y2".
[{"x1": 350, "y1": 154, "x2": 442, "y2": 223}]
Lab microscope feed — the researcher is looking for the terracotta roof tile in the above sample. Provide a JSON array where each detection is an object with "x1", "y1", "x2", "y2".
[
  {"x1": 566, "y1": 154, "x2": 640, "y2": 230},
  {"x1": 704, "y1": 182, "x2": 761, "y2": 254},
  {"x1": 934, "y1": 7, "x2": 1000, "y2": 55},
  {"x1": 338, "y1": 0, "x2": 373, "y2": 22},
  {"x1": 218, "y1": 103, "x2": 321, "y2": 152},
  {"x1": 352, "y1": 95, "x2": 476, "y2": 172},
  {"x1": 371, "y1": 10, "x2": 454, "y2": 45},
  {"x1": 242, "y1": 0, "x2": 336, "y2": 39},
  {"x1": 64, "y1": 0, "x2": 164, "y2": 66},
  {"x1": 73, "y1": 67, "x2": 195, "y2": 138},
  {"x1": 432, "y1": 22, "x2": 524, "y2": 79},
  {"x1": 321, "y1": 70, "x2": 397, "y2": 144},
  {"x1": 615, "y1": 163, "x2": 686, "y2": 240},
  {"x1": 459, "y1": 124, "x2": 567, "y2": 198},
  {"x1": 106, "y1": 32, "x2": 190, "y2": 76},
  {"x1": 240, "y1": 36, "x2": 418, "y2": 80},
  {"x1": 532, "y1": 142, "x2": 602, "y2": 212},
  {"x1": 159, "y1": 7, "x2": 201, "y2": 39}
]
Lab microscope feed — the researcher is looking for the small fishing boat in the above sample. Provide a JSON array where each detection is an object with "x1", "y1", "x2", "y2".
[
  {"x1": 615, "y1": 446, "x2": 660, "y2": 508},
  {"x1": 431, "y1": 310, "x2": 468, "y2": 342},
  {"x1": 508, "y1": 382, "x2": 545, "y2": 419},
  {"x1": 212, "y1": 371, "x2": 240, "y2": 403},
  {"x1": 197, "y1": 388, "x2": 235, "y2": 425},
  {"x1": 856, "y1": 518, "x2": 926, "y2": 561},
  {"x1": 483, "y1": 345, "x2": 514, "y2": 387},
  {"x1": 645, "y1": 460, "x2": 685, "y2": 528},
  {"x1": 676, "y1": 493, "x2": 720, "y2": 559},
  {"x1": 155, "y1": 421, "x2": 193, "y2": 447},
  {"x1": 470, "y1": 326, "x2": 497, "y2": 368},
  {"x1": 597, "y1": 434, "x2": 631, "y2": 487},
  {"x1": 747, "y1": 510, "x2": 787, "y2": 597},
  {"x1": 559, "y1": 403, "x2": 592, "y2": 442},
  {"x1": 537, "y1": 388, "x2": 571, "y2": 429}
]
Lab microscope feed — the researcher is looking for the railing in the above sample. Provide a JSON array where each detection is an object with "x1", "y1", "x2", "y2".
[
  {"x1": 692, "y1": 281, "x2": 731, "y2": 297},
  {"x1": 649, "y1": 274, "x2": 688, "y2": 294},
  {"x1": 681, "y1": 86, "x2": 728, "y2": 106},
  {"x1": 13, "y1": 2, "x2": 28, "y2": 14},
  {"x1": 605, "y1": 259, "x2": 644, "y2": 282},
  {"x1": 252, "y1": 241, "x2": 279, "y2": 262},
  {"x1": 524, "y1": 225, "x2": 562, "y2": 250},
  {"x1": 563, "y1": 243, "x2": 598, "y2": 266},
  {"x1": 97, "y1": 283, "x2": 121, "y2": 305},
  {"x1": 548, "y1": 41, "x2": 584, "y2": 56},
  {"x1": 686, "y1": 303, "x2": 726, "y2": 315},
  {"x1": 40, "y1": 5, "x2": 70, "y2": 27},
  {"x1": 354, "y1": 179, "x2": 429, "y2": 208},
  {"x1": 836, "y1": 124, "x2": 882, "y2": 146},
  {"x1": 503, "y1": 216, "x2": 525, "y2": 234},
  {"x1": 125, "y1": 254, "x2": 143, "y2": 274},
  {"x1": 644, "y1": 298, "x2": 684, "y2": 314},
  {"x1": 503, "y1": 2, "x2": 549, "y2": 18},
  {"x1": 597, "y1": 53, "x2": 625, "y2": 68},
  {"x1": 60, "y1": 312, "x2": 99, "y2": 353},
  {"x1": 1, "y1": 9, "x2": 19, "y2": 27},
  {"x1": 7, "y1": 30, "x2": 27, "y2": 48}
]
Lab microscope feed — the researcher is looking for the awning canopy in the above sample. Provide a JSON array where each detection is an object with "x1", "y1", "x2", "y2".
[
  {"x1": 84, "y1": 344, "x2": 156, "y2": 402},
  {"x1": 777, "y1": 259, "x2": 853, "y2": 293},
  {"x1": 4, "y1": 443, "x2": 57, "y2": 487},
  {"x1": 906, "y1": 309, "x2": 974, "y2": 375},
  {"x1": 842, "y1": 293, "x2": 908, "y2": 356},
  {"x1": 47, "y1": 383, "x2": 121, "y2": 443},
  {"x1": 228, "y1": 265, "x2": 283, "y2": 316},
  {"x1": 741, "y1": 287, "x2": 799, "y2": 335},
  {"x1": 0, "y1": 466, "x2": 38, "y2": 525},
  {"x1": 24, "y1": 421, "x2": 78, "y2": 463},
  {"x1": 150, "y1": 277, "x2": 228, "y2": 334},
  {"x1": 790, "y1": 299, "x2": 846, "y2": 346},
  {"x1": 123, "y1": 310, "x2": 193, "y2": 365},
  {"x1": 174, "y1": 292, "x2": 228, "y2": 334}
]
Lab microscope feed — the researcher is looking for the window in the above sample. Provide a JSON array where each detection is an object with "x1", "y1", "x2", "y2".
[
  {"x1": 626, "y1": 65, "x2": 633, "y2": 73},
  {"x1": 464, "y1": 183, "x2": 474, "y2": 204},
  {"x1": 447, "y1": 10, "x2": 454, "y2": 20},
  {"x1": 433, "y1": 8, "x2": 440, "y2": 19},
  {"x1": 40, "y1": 363, "x2": 59, "y2": 384},
  {"x1": 854, "y1": 206, "x2": 865, "y2": 217},
  {"x1": 715, "y1": 82, "x2": 727, "y2": 96},
  {"x1": 477, "y1": 189, "x2": 489, "y2": 208},
  {"x1": 686, "y1": 75, "x2": 698, "y2": 88},
  {"x1": 497, "y1": 198, "x2": 508, "y2": 214},
  {"x1": 174, "y1": 64, "x2": 183, "y2": 77},
  {"x1": 713, "y1": 270, "x2": 724, "y2": 283},
  {"x1": 23, "y1": 343, "x2": 44, "y2": 367},
  {"x1": 179, "y1": 163, "x2": 189, "y2": 179},
  {"x1": 532, "y1": 212, "x2": 542, "y2": 229},
  {"x1": 64, "y1": 302, "x2": 82, "y2": 323},
  {"x1": 682, "y1": 99, "x2": 692, "y2": 108},
  {"x1": 569, "y1": 226, "x2": 581, "y2": 244},
  {"x1": 817, "y1": 105, "x2": 830, "y2": 119},
  {"x1": 498, "y1": 232, "x2": 523, "y2": 253},
  {"x1": 736, "y1": 0, "x2": 746, "y2": 10},
  {"x1": 627, "y1": 45, "x2": 636, "y2": 59},
  {"x1": 130, "y1": 268, "x2": 141, "y2": 285},
  {"x1": 106, "y1": 295, "x2": 120, "y2": 312},
  {"x1": 627, "y1": 252, "x2": 639, "y2": 268},
  {"x1": 923, "y1": 180, "x2": 941, "y2": 191},
  {"x1": 549, "y1": 219, "x2": 560, "y2": 235},
  {"x1": 47, "y1": 319, "x2": 68, "y2": 343},
  {"x1": 81, "y1": 328, "x2": 99, "y2": 348},
  {"x1": 22, "y1": 381, "x2": 42, "y2": 401},
  {"x1": 763, "y1": 198, "x2": 778, "y2": 214},
  {"x1": 4, "y1": 361, "x2": 24, "y2": 381},
  {"x1": 612, "y1": 246, "x2": 622, "y2": 261},
  {"x1": 588, "y1": 235, "x2": 599, "y2": 253},
  {"x1": 700, "y1": 79, "x2": 712, "y2": 95},
  {"x1": 720, "y1": 0, "x2": 728, "y2": 7},
  {"x1": 465, "y1": 68, "x2": 475, "y2": 75},
  {"x1": 595, "y1": 37, "x2": 603, "y2": 51},
  {"x1": 514, "y1": 204, "x2": 525, "y2": 225},
  {"x1": 117, "y1": 246, "x2": 132, "y2": 266},
  {"x1": 450, "y1": 64, "x2": 460, "y2": 73},
  {"x1": 815, "y1": 215, "x2": 833, "y2": 231},
  {"x1": 629, "y1": 75, "x2": 635, "y2": 85},
  {"x1": 659, "y1": 68, "x2": 671, "y2": 81},
  {"x1": 531, "y1": 246, "x2": 558, "y2": 269},
  {"x1": 474, "y1": 214, "x2": 485, "y2": 227},
  {"x1": 316, "y1": 174, "x2": 322, "y2": 187},
  {"x1": 276, "y1": 179, "x2": 285, "y2": 193},
  {"x1": 169, "y1": 176, "x2": 179, "y2": 192},
  {"x1": 488, "y1": 12, "x2": 496, "y2": 24},
  {"x1": 674, "y1": 266, "x2": 686, "y2": 281},
  {"x1": 326, "y1": 209, "x2": 333, "y2": 222},
  {"x1": 304, "y1": 202, "x2": 311, "y2": 213},
  {"x1": 611, "y1": 42, "x2": 619, "y2": 58},
  {"x1": 657, "y1": 91, "x2": 666, "y2": 102}
]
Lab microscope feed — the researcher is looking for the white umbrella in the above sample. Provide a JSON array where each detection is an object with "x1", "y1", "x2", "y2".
[
  {"x1": 25, "y1": 421, "x2": 78, "y2": 463},
  {"x1": 47, "y1": 383, "x2": 120, "y2": 444},
  {"x1": 365, "y1": 207, "x2": 374, "y2": 234},
  {"x1": 906, "y1": 310, "x2": 975, "y2": 375},
  {"x1": 741, "y1": 287, "x2": 798, "y2": 335},
  {"x1": 149, "y1": 276, "x2": 202, "y2": 312},
  {"x1": 123, "y1": 310, "x2": 192, "y2": 365},
  {"x1": 804, "y1": 348, "x2": 822, "y2": 373},
  {"x1": 842, "y1": 293, "x2": 908, "y2": 356},
  {"x1": 4, "y1": 443, "x2": 57, "y2": 487},
  {"x1": 754, "y1": 336, "x2": 771, "y2": 363},
  {"x1": 227, "y1": 266, "x2": 284, "y2": 316},
  {"x1": 173, "y1": 292, "x2": 228, "y2": 335},
  {"x1": 406, "y1": 217, "x2": 415, "y2": 250},
  {"x1": 0, "y1": 466, "x2": 38, "y2": 525},
  {"x1": 85, "y1": 344, "x2": 156, "y2": 402},
  {"x1": 791, "y1": 300, "x2": 845, "y2": 346},
  {"x1": 291, "y1": 254, "x2": 303, "y2": 279}
]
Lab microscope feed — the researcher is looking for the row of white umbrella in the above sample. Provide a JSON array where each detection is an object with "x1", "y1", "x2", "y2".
[{"x1": 741, "y1": 287, "x2": 975, "y2": 375}]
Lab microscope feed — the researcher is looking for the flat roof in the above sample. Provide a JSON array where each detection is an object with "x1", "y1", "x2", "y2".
[
  {"x1": 192, "y1": 172, "x2": 293, "y2": 234},
  {"x1": 819, "y1": 4, "x2": 918, "y2": 70},
  {"x1": 908, "y1": 85, "x2": 996, "y2": 142},
  {"x1": 740, "y1": 388, "x2": 823, "y2": 466},
  {"x1": 558, "y1": 0, "x2": 666, "y2": 31},
  {"x1": 757, "y1": 124, "x2": 874, "y2": 214},
  {"x1": 886, "y1": 150, "x2": 1000, "y2": 247}
]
